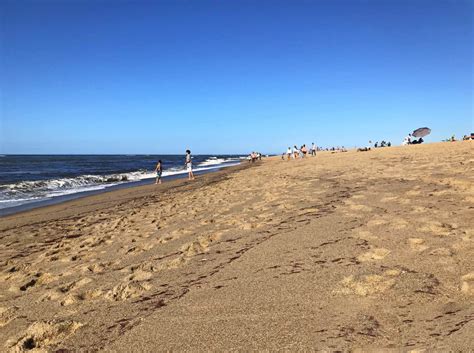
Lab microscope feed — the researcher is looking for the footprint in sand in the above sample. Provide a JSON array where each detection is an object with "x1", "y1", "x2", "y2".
[
  {"x1": 163, "y1": 256, "x2": 188, "y2": 269},
  {"x1": 35, "y1": 278, "x2": 94, "y2": 305},
  {"x1": 357, "y1": 248, "x2": 390, "y2": 262},
  {"x1": 6, "y1": 320, "x2": 82, "y2": 352},
  {"x1": 157, "y1": 235, "x2": 175, "y2": 244},
  {"x1": 58, "y1": 278, "x2": 92, "y2": 294},
  {"x1": 180, "y1": 236, "x2": 211, "y2": 257},
  {"x1": 159, "y1": 233, "x2": 223, "y2": 270},
  {"x1": 81, "y1": 261, "x2": 114, "y2": 274},
  {"x1": 61, "y1": 289, "x2": 103, "y2": 306},
  {"x1": 127, "y1": 261, "x2": 157, "y2": 274},
  {"x1": 38, "y1": 290, "x2": 62, "y2": 303},
  {"x1": 338, "y1": 270, "x2": 400, "y2": 296},
  {"x1": 191, "y1": 233, "x2": 222, "y2": 255},
  {"x1": 3, "y1": 263, "x2": 31, "y2": 280},
  {"x1": 408, "y1": 238, "x2": 428, "y2": 252},
  {"x1": 128, "y1": 269, "x2": 153, "y2": 281},
  {"x1": 105, "y1": 281, "x2": 152, "y2": 301},
  {"x1": 121, "y1": 243, "x2": 154, "y2": 255},
  {"x1": 23, "y1": 272, "x2": 58, "y2": 290},
  {"x1": 418, "y1": 221, "x2": 454, "y2": 236}
]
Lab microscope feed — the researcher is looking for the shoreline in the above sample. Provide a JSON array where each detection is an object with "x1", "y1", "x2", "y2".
[
  {"x1": 0, "y1": 162, "x2": 244, "y2": 218},
  {"x1": 0, "y1": 141, "x2": 472, "y2": 351},
  {"x1": 0, "y1": 162, "x2": 253, "y2": 229}
]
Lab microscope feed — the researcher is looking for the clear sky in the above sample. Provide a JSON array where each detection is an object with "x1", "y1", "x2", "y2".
[{"x1": 1, "y1": 0, "x2": 472, "y2": 154}]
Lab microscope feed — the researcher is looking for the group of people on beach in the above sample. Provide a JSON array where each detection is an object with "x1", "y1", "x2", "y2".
[
  {"x1": 358, "y1": 139, "x2": 392, "y2": 152},
  {"x1": 327, "y1": 146, "x2": 347, "y2": 152},
  {"x1": 154, "y1": 149, "x2": 194, "y2": 185},
  {"x1": 403, "y1": 134, "x2": 423, "y2": 145},
  {"x1": 444, "y1": 134, "x2": 473, "y2": 142},
  {"x1": 248, "y1": 152, "x2": 262, "y2": 163},
  {"x1": 374, "y1": 140, "x2": 391, "y2": 148},
  {"x1": 283, "y1": 143, "x2": 317, "y2": 160}
]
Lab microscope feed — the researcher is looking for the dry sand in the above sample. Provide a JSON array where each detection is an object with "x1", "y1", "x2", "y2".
[{"x1": 0, "y1": 141, "x2": 473, "y2": 352}]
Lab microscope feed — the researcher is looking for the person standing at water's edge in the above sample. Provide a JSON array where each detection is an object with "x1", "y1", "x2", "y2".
[
  {"x1": 185, "y1": 150, "x2": 194, "y2": 180},
  {"x1": 155, "y1": 160, "x2": 163, "y2": 184}
]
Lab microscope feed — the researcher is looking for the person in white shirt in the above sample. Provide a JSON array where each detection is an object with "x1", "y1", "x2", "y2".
[
  {"x1": 286, "y1": 147, "x2": 292, "y2": 160},
  {"x1": 403, "y1": 134, "x2": 413, "y2": 145},
  {"x1": 293, "y1": 145, "x2": 300, "y2": 159},
  {"x1": 311, "y1": 143, "x2": 316, "y2": 156}
]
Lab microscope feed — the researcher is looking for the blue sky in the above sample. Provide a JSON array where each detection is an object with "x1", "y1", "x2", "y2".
[{"x1": 1, "y1": 0, "x2": 472, "y2": 154}]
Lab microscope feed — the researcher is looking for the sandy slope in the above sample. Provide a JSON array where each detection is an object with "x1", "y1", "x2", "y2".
[{"x1": 0, "y1": 141, "x2": 473, "y2": 352}]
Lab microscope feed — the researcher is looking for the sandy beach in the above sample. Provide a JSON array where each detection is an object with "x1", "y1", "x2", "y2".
[{"x1": 0, "y1": 141, "x2": 473, "y2": 351}]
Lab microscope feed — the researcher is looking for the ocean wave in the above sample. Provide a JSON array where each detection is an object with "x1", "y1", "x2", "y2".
[
  {"x1": 0, "y1": 160, "x2": 242, "y2": 210},
  {"x1": 197, "y1": 157, "x2": 241, "y2": 167}
]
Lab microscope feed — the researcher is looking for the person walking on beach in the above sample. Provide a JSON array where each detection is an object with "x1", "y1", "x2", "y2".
[
  {"x1": 311, "y1": 142, "x2": 316, "y2": 156},
  {"x1": 293, "y1": 145, "x2": 300, "y2": 159},
  {"x1": 286, "y1": 147, "x2": 292, "y2": 160},
  {"x1": 185, "y1": 150, "x2": 194, "y2": 180},
  {"x1": 155, "y1": 160, "x2": 163, "y2": 184}
]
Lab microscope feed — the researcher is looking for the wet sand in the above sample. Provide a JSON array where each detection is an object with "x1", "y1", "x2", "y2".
[{"x1": 1, "y1": 141, "x2": 473, "y2": 352}]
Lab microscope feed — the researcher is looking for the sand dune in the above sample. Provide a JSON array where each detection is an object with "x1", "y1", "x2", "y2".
[{"x1": 0, "y1": 141, "x2": 473, "y2": 351}]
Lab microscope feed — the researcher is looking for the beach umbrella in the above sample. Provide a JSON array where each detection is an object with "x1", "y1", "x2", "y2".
[{"x1": 412, "y1": 127, "x2": 431, "y2": 138}]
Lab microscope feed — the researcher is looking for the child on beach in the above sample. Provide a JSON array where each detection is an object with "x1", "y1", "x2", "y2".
[
  {"x1": 185, "y1": 150, "x2": 194, "y2": 180},
  {"x1": 287, "y1": 147, "x2": 292, "y2": 160},
  {"x1": 155, "y1": 160, "x2": 163, "y2": 184}
]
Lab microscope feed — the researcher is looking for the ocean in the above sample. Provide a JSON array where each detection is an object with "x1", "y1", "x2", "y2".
[{"x1": 0, "y1": 154, "x2": 244, "y2": 214}]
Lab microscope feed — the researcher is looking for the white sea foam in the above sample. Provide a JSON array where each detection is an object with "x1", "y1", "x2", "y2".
[{"x1": 197, "y1": 157, "x2": 241, "y2": 167}]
